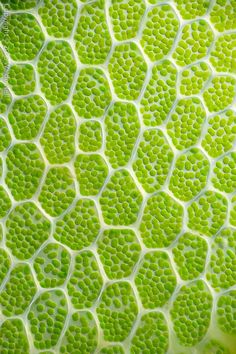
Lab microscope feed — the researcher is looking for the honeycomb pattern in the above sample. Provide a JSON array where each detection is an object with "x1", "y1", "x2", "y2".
[{"x1": 0, "y1": 1, "x2": 236, "y2": 353}]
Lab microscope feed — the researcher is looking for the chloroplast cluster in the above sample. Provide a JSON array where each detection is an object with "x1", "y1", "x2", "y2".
[{"x1": 0, "y1": 0, "x2": 236, "y2": 353}]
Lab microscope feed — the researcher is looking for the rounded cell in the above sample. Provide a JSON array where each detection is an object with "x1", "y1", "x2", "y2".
[{"x1": 0, "y1": 319, "x2": 29, "y2": 354}]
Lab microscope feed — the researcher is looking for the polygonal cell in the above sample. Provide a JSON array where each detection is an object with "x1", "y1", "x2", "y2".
[
  {"x1": 79, "y1": 121, "x2": 102, "y2": 152},
  {"x1": 174, "y1": 0, "x2": 210, "y2": 19},
  {"x1": 187, "y1": 191, "x2": 227, "y2": 237},
  {"x1": 230, "y1": 195, "x2": 236, "y2": 227},
  {"x1": 211, "y1": 152, "x2": 236, "y2": 193},
  {"x1": 6, "y1": 202, "x2": 51, "y2": 260},
  {"x1": 38, "y1": 41, "x2": 76, "y2": 105},
  {"x1": 8, "y1": 64, "x2": 35, "y2": 96},
  {"x1": 180, "y1": 62, "x2": 211, "y2": 96},
  {"x1": 97, "y1": 281, "x2": 138, "y2": 342},
  {"x1": 100, "y1": 345, "x2": 124, "y2": 354},
  {"x1": 0, "y1": 319, "x2": 29, "y2": 354},
  {"x1": 0, "y1": 263, "x2": 36, "y2": 316},
  {"x1": 0, "y1": 13, "x2": 44, "y2": 61},
  {"x1": 0, "y1": 186, "x2": 11, "y2": 219},
  {"x1": 38, "y1": 0, "x2": 77, "y2": 38},
  {"x1": 9, "y1": 95, "x2": 47, "y2": 141},
  {"x1": 39, "y1": 166, "x2": 75, "y2": 217},
  {"x1": 28, "y1": 290, "x2": 67, "y2": 350},
  {"x1": 67, "y1": 250, "x2": 103, "y2": 309},
  {"x1": 140, "y1": 5, "x2": 179, "y2": 62},
  {"x1": 210, "y1": 34, "x2": 236, "y2": 74},
  {"x1": 210, "y1": 0, "x2": 236, "y2": 32},
  {"x1": 109, "y1": 0, "x2": 146, "y2": 41},
  {"x1": 97, "y1": 228, "x2": 141, "y2": 279},
  {"x1": 135, "y1": 251, "x2": 176, "y2": 308},
  {"x1": 173, "y1": 232, "x2": 208, "y2": 281},
  {"x1": 40, "y1": 104, "x2": 76, "y2": 164},
  {"x1": 173, "y1": 20, "x2": 213, "y2": 66},
  {"x1": 0, "y1": 83, "x2": 11, "y2": 114},
  {"x1": 34, "y1": 243, "x2": 71, "y2": 288},
  {"x1": 201, "y1": 109, "x2": 236, "y2": 158},
  {"x1": 6, "y1": 143, "x2": 45, "y2": 201},
  {"x1": 131, "y1": 312, "x2": 169, "y2": 354},
  {"x1": 133, "y1": 129, "x2": 173, "y2": 193},
  {"x1": 1, "y1": 0, "x2": 36, "y2": 10},
  {"x1": 140, "y1": 192, "x2": 183, "y2": 248},
  {"x1": 206, "y1": 228, "x2": 236, "y2": 291},
  {"x1": 140, "y1": 60, "x2": 177, "y2": 127},
  {"x1": 100, "y1": 169, "x2": 143, "y2": 226},
  {"x1": 170, "y1": 280, "x2": 213, "y2": 347},
  {"x1": 74, "y1": 154, "x2": 108, "y2": 196},
  {"x1": 60, "y1": 311, "x2": 97, "y2": 353},
  {"x1": 203, "y1": 75, "x2": 236, "y2": 113},
  {"x1": 217, "y1": 290, "x2": 236, "y2": 335},
  {"x1": 202, "y1": 339, "x2": 230, "y2": 354},
  {"x1": 0, "y1": 248, "x2": 10, "y2": 286},
  {"x1": 169, "y1": 148, "x2": 210, "y2": 202},
  {"x1": 0, "y1": 117, "x2": 11, "y2": 152},
  {"x1": 105, "y1": 102, "x2": 140, "y2": 168},
  {"x1": 72, "y1": 67, "x2": 111, "y2": 119},
  {"x1": 108, "y1": 42, "x2": 147, "y2": 100},
  {"x1": 54, "y1": 199, "x2": 100, "y2": 250},
  {"x1": 0, "y1": 48, "x2": 7, "y2": 79},
  {"x1": 74, "y1": 0, "x2": 111, "y2": 64},
  {"x1": 167, "y1": 97, "x2": 206, "y2": 150}
]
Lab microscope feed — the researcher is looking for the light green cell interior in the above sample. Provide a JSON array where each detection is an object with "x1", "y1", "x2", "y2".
[{"x1": 0, "y1": 0, "x2": 236, "y2": 353}]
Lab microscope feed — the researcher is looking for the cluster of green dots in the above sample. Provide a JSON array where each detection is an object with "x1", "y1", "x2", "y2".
[
  {"x1": 210, "y1": 34, "x2": 236, "y2": 74},
  {"x1": 173, "y1": 232, "x2": 208, "y2": 281},
  {"x1": 169, "y1": 148, "x2": 209, "y2": 202},
  {"x1": 230, "y1": 195, "x2": 236, "y2": 227},
  {"x1": 0, "y1": 263, "x2": 36, "y2": 316},
  {"x1": 67, "y1": 250, "x2": 103, "y2": 309},
  {"x1": 167, "y1": 97, "x2": 206, "y2": 150},
  {"x1": 172, "y1": 20, "x2": 213, "y2": 66},
  {"x1": 100, "y1": 169, "x2": 143, "y2": 226},
  {"x1": 8, "y1": 64, "x2": 35, "y2": 96},
  {"x1": 201, "y1": 110, "x2": 236, "y2": 158},
  {"x1": 72, "y1": 67, "x2": 111, "y2": 119},
  {"x1": 135, "y1": 251, "x2": 177, "y2": 308},
  {"x1": 79, "y1": 121, "x2": 102, "y2": 152},
  {"x1": 6, "y1": 202, "x2": 51, "y2": 260},
  {"x1": 0, "y1": 83, "x2": 11, "y2": 114},
  {"x1": 39, "y1": 166, "x2": 75, "y2": 217},
  {"x1": 100, "y1": 345, "x2": 124, "y2": 354},
  {"x1": 0, "y1": 48, "x2": 7, "y2": 79},
  {"x1": 109, "y1": 0, "x2": 145, "y2": 41},
  {"x1": 97, "y1": 228, "x2": 141, "y2": 279},
  {"x1": 40, "y1": 104, "x2": 76, "y2": 164},
  {"x1": 97, "y1": 281, "x2": 138, "y2": 341},
  {"x1": 170, "y1": 280, "x2": 213, "y2": 346},
  {"x1": 131, "y1": 312, "x2": 169, "y2": 354},
  {"x1": 108, "y1": 42, "x2": 147, "y2": 100},
  {"x1": 180, "y1": 62, "x2": 211, "y2": 96},
  {"x1": 74, "y1": 154, "x2": 108, "y2": 196},
  {"x1": 74, "y1": 0, "x2": 111, "y2": 64},
  {"x1": 34, "y1": 243, "x2": 71, "y2": 288},
  {"x1": 6, "y1": 143, "x2": 45, "y2": 201},
  {"x1": 203, "y1": 75, "x2": 236, "y2": 113},
  {"x1": 217, "y1": 290, "x2": 236, "y2": 335},
  {"x1": 211, "y1": 152, "x2": 236, "y2": 193},
  {"x1": 0, "y1": 319, "x2": 29, "y2": 354},
  {"x1": 54, "y1": 199, "x2": 100, "y2": 250},
  {"x1": 28, "y1": 290, "x2": 67, "y2": 350},
  {"x1": 0, "y1": 186, "x2": 11, "y2": 219},
  {"x1": 133, "y1": 129, "x2": 173, "y2": 193},
  {"x1": 1, "y1": 0, "x2": 36, "y2": 10},
  {"x1": 105, "y1": 102, "x2": 140, "y2": 168},
  {"x1": 0, "y1": 118, "x2": 10, "y2": 152},
  {"x1": 206, "y1": 228, "x2": 236, "y2": 291},
  {"x1": 38, "y1": 0, "x2": 77, "y2": 38},
  {"x1": 0, "y1": 248, "x2": 10, "y2": 286},
  {"x1": 210, "y1": 0, "x2": 236, "y2": 32},
  {"x1": 188, "y1": 191, "x2": 228, "y2": 237},
  {"x1": 140, "y1": 192, "x2": 183, "y2": 248},
  {"x1": 1, "y1": 13, "x2": 44, "y2": 61},
  {"x1": 140, "y1": 60, "x2": 177, "y2": 126},
  {"x1": 38, "y1": 41, "x2": 76, "y2": 105},
  {"x1": 140, "y1": 5, "x2": 179, "y2": 62},
  {"x1": 174, "y1": 0, "x2": 210, "y2": 19},
  {"x1": 60, "y1": 311, "x2": 97, "y2": 353},
  {"x1": 9, "y1": 95, "x2": 46, "y2": 140}
]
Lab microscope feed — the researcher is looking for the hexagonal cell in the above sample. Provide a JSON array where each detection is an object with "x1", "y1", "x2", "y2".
[{"x1": 8, "y1": 64, "x2": 35, "y2": 96}]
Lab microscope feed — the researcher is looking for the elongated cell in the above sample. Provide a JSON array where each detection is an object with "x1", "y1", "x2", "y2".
[
  {"x1": 0, "y1": 83, "x2": 11, "y2": 114},
  {"x1": 0, "y1": 319, "x2": 29, "y2": 354},
  {"x1": 0, "y1": 248, "x2": 10, "y2": 286},
  {"x1": 0, "y1": 117, "x2": 11, "y2": 152},
  {"x1": 210, "y1": 33, "x2": 236, "y2": 74},
  {"x1": 0, "y1": 186, "x2": 11, "y2": 219}
]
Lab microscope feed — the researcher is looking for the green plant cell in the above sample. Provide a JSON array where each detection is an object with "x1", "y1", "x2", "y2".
[
  {"x1": 0, "y1": 83, "x2": 11, "y2": 114},
  {"x1": 210, "y1": 33, "x2": 236, "y2": 74},
  {"x1": 8, "y1": 64, "x2": 35, "y2": 96},
  {"x1": 0, "y1": 319, "x2": 29, "y2": 354},
  {"x1": 210, "y1": 0, "x2": 236, "y2": 32},
  {"x1": 0, "y1": 48, "x2": 7, "y2": 79},
  {"x1": 0, "y1": 117, "x2": 11, "y2": 152},
  {"x1": 180, "y1": 62, "x2": 211, "y2": 96},
  {"x1": 79, "y1": 121, "x2": 103, "y2": 152},
  {"x1": 174, "y1": 0, "x2": 210, "y2": 19},
  {"x1": 0, "y1": 248, "x2": 10, "y2": 286},
  {"x1": 1, "y1": 0, "x2": 36, "y2": 10},
  {"x1": 0, "y1": 186, "x2": 11, "y2": 219},
  {"x1": 211, "y1": 152, "x2": 236, "y2": 194},
  {"x1": 217, "y1": 290, "x2": 236, "y2": 335}
]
